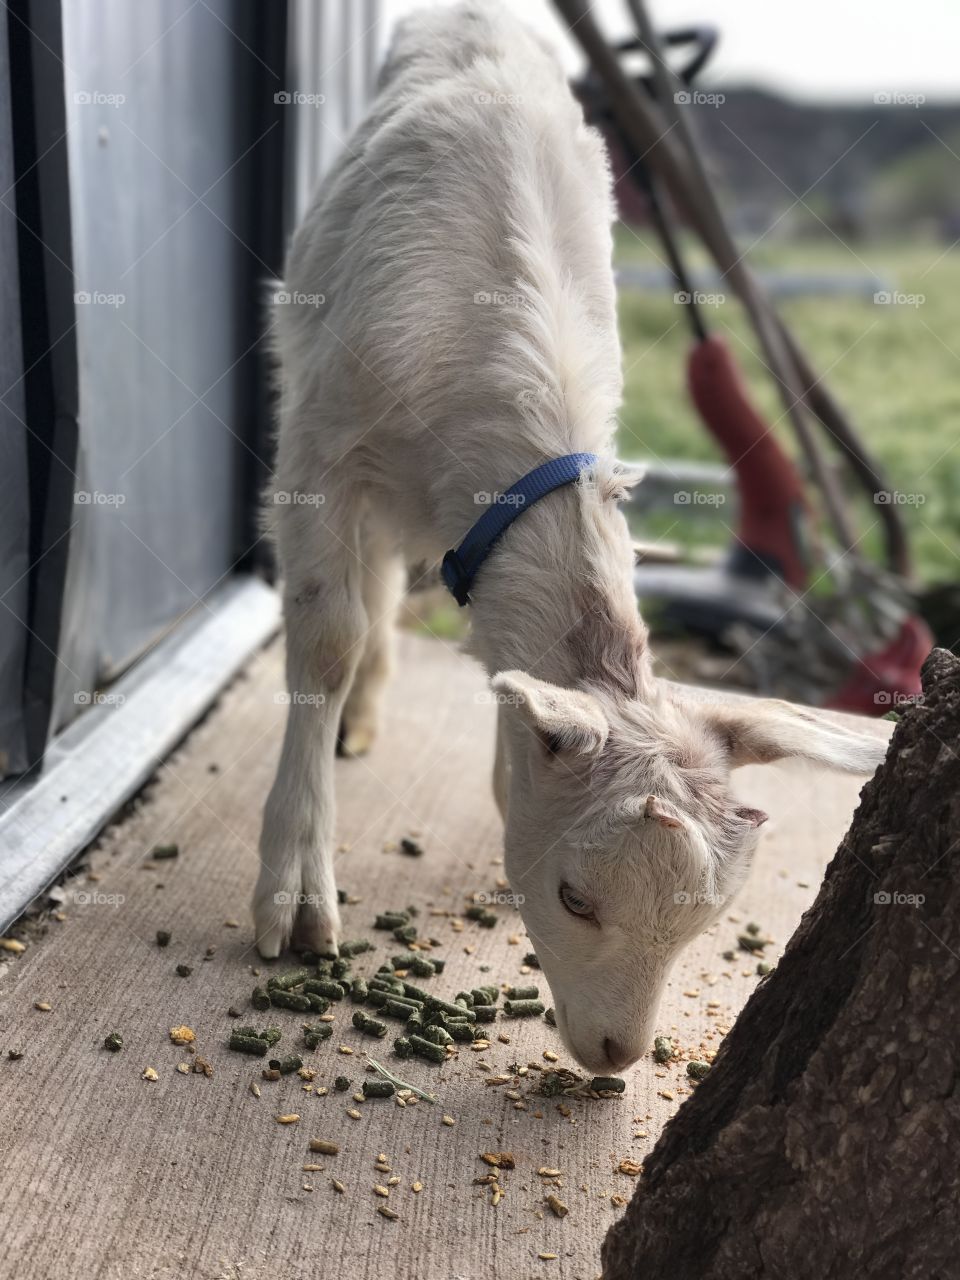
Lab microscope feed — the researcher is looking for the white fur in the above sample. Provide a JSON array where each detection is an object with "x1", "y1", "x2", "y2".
[{"x1": 256, "y1": 4, "x2": 886, "y2": 1071}]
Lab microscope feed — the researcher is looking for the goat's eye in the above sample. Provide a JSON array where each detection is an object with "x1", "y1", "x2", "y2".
[{"x1": 559, "y1": 883, "x2": 595, "y2": 919}]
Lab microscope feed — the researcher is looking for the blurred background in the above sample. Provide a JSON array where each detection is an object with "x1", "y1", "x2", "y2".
[
  {"x1": 394, "y1": 0, "x2": 960, "y2": 704},
  {"x1": 1, "y1": 0, "x2": 957, "y2": 913}
]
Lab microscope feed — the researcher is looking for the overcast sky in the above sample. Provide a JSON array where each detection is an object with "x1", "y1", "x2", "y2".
[{"x1": 379, "y1": 0, "x2": 959, "y2": 103}]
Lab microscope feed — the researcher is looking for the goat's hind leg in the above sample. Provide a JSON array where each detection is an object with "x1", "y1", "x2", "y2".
[
  {"x1": 338, "y1": 517, "x2": 404, "y2": 758},
  {"x1": 255, "y1": 483, "x2": 367, "y2": 957},
  {"x1": 493, "y1": 700, "x2": 510, "y2": 822}
]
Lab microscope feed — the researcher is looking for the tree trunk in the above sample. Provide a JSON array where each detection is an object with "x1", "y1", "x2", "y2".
[{"x1": 602, "y1": 647, "x2": 960, "y2": 1280}]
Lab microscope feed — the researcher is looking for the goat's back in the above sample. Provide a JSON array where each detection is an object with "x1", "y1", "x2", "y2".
[{"x1": 276, "y1": 3, "x2": 622, "y2": 545}]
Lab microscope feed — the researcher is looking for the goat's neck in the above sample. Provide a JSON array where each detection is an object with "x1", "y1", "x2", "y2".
[{"x1": 467, "y1": 486, "x2": 646, "y2": 693}]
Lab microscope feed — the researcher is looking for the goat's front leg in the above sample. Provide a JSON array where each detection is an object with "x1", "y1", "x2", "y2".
[{"x1": 255, "y1": 498, "x2": 367, "y2": 958}]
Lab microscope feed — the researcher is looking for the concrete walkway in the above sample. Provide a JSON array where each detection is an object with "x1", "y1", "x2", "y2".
[{"x1": 0, "y1": 632, "x2": 889, "y2": 1280}]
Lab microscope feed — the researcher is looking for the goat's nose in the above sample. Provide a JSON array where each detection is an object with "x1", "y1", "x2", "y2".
[{"x1": 603, "y1": 1037, "x2": 631, "y2": 1071}]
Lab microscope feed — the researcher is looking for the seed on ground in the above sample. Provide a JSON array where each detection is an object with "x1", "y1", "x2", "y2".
[
  {"x1": 373, "y1": 1185, "x2": 390, "y2": 1197},
  {"x1": 480, "y1": 1152, "x2": 515, "y2": 1169},
  {"x1": 169, "y1": 1025, "x2": 195, "y2": 1045},
  {"x1": 377, "y1": 1205, "x2": 399, "y2": 1221},
  {"x1": 309, "y1": 1139, "x2": 339, "y2": 1154},
  {"x1": 538, "y1": 1253, "x2": 558, "y2": 1261},
  {"x1": 34, "y1": 1002, "x2": 52, "y2": 1012},
  {"x1": 331, "y1": 1178, "x2": 346, "y2": 1193},
  {"x1": 411, "y1": 1181, "x2": 423, "y2": 1193},
  {"x1": 0, "y1": 938, "x2": 26, "y2": 954},
  {"x1": 176, "y1": 1063, "x2": 191, "y2": 1075},
  {"x1": 142, "y1": 1067, "x2": 158, "y2": 1081},
  {"x1": 543, "y1": 1050, "x2": 558, "y2": 1062},
  {"x1": 617, "y1": 1159, "x2": 643, "y2": 1176},
  {"x1": 441, "y1": 1114, "x2": 455, "y2": 1126},
  {"x1": 346, "y1": 1108, "x2": 361, "y2": 1119},
  {"x1": 538, "y1": 1167, "x2": 562, "y2": 1177},
  {"x1": 276, "y1": 1114, "x2": 300, "y2": 1124}
]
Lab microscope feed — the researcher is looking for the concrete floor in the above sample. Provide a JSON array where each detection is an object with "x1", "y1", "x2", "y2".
[{"x1": 0, "y1": 632, "x2": 889, "y2": 1280}]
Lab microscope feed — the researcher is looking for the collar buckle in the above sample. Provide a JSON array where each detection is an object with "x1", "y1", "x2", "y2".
[{"x1": 441, "y1": 548, "x2": 472, "y2": 607}]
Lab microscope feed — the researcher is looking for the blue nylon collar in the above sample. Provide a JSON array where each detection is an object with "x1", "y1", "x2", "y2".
[{"x1": 441, "y1": 453, "x2": 599, "y2": 606}]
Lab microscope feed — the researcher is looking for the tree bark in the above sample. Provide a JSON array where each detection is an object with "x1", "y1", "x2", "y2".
[{"x1": 602, "y1": 647, "x2": 960, "y2": 1280}]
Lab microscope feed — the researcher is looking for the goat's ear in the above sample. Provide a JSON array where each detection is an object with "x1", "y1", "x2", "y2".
[
  {"x1": 491, "y1": 671, "x2": 608, "y2": 758},
  {"x1": 611, "y1": 463, "x2": 650, "y2": 496},
  {"x1": 644, "y1": 794, "x2": 686, "y2": 830},
  {"x1": 701, "y1": 698, "x2": 887, "y2": 774},
  {"x1": 734, "y1": 805, "x2": 769, "y2": 828}
]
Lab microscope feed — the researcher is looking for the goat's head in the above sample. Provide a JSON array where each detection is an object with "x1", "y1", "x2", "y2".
[{"x1": 491, "y1": 669, "x2": 886, "y2": 1072}]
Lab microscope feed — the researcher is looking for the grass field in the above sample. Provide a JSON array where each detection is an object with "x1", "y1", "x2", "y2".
[
  {"x1": 410, "y1": 233, "x2": 958, "y2": 645},
  {"x1": 615, "y1": 229, "x2": 960, "y2": 586}
]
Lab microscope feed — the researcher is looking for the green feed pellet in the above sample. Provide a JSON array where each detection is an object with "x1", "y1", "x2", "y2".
[
  {"x1": 653, "y1": 1036, "x2": 674, "y2": 1064},
  {"x1": 374, "y1": 912, "x2": 410, "y2": 930},
  {"x1": 505, "y1": 985, "x2": 539, "y2": 1000},
  {"x1": 268, "y1": 968, "x2": 312, "y2": 991},
  {"x1": 304, "y1": 1025, "x2": 333, "y2": 1050},
  {"x1": 352, "y1": 1010, "x2": 388, "y2": 1038},
  {"x1": 269, "y1": 1055, "x2": 303, "y2": 1075},
  {"x1": 408, "y1": 1034, "x2": 446, "y2": 1064},
  {"x1": 229, "y1": 1033, "x2": 269, "y2": 1057},
  {"x1": 362, "y1": 1079, "x2": 396, "y2": 1097},
  {"x1": 589, "y1": 1076, "x2": 625, "y2": 1094},
  {"x1": 270, "y1": 990, "x2": 312, "y2": 1012},
  {"x1": 503, "y1": 999, "x2": 544, "y2": 1017}
]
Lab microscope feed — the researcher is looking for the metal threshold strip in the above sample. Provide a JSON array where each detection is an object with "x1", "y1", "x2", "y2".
[{"x1": 0, "y1": 574, "x2": 280, "y2": 933}]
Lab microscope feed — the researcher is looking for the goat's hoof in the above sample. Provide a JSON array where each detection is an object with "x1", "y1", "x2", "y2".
[
  {"x1": 253, "y1": 897, "x2": 294, "y2": 959},
  {"x1": 253, "y1": 878, "x2": 300, "y2": 957},
  {"x1": 254, "y1": 889, "x2": 341, "y2": 959},
  {"x1": 337, "y1": 719, "x2": 377, "y2": 758},
  {"x1": 292, "y1": 910, "x2": 340, "y2": 955}
]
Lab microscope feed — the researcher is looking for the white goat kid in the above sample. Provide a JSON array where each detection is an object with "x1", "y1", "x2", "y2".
[{"x1": 256, "y1": 4, "x2": 886, "y2": 1072}]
